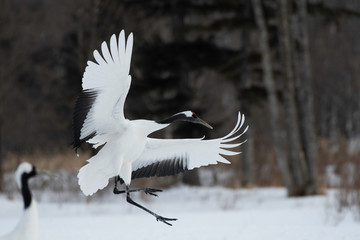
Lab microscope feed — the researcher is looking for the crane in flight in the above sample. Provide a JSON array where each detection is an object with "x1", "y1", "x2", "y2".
[{"x1": 73, "y1": 30, "x2": 248, "y2": 225}]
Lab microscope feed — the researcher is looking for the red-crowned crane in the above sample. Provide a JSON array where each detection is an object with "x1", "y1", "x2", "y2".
[
  {"x1": 73, "y1": 30, "x2": 248, "y2": 225},
  {"x1": 0, "y1": 162, "x2": 53, "y2": 240}
]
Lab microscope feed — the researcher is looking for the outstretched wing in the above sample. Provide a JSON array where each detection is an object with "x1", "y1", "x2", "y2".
[
  {"x1": 131, "y1": 112, "x2": 248, "y2": 179},
  {"x1": 73, "y1": 30, "x2": 133, "y2": 150}
]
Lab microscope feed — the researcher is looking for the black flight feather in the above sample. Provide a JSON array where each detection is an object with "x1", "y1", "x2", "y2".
[
  {"x1": 72, "y1": 90, "x2": 98, "y2": 150},
  {"x1": 131, "y1": 155, "x2": 189, "y2": 180}
]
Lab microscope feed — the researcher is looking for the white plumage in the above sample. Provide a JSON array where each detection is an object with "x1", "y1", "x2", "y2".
[
  {"x1": 80, "y1": 31, "x2": 133, "y2": 141},
  {"x1": 77, "y1": 112, "x2": 247, "y2": 196},
  {"x1": 133, "y1": 113, "x2": 247, "y2": 171},
  {"x1": 73, "y1": 30, "x2": 248, "y2": 224}
]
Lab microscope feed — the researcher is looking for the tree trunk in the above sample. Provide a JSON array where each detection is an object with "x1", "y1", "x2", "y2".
[
  {"x1": 278, "y1": 0, "x2": 308, "y2": 196},
  {"x1": 251, "y1": 0, "x2": 293, "y2": 193},
  {"x1": 241, "y1": 104, "x2": 254, "y2": 187},
  {"x1": 292, "y1": 0, "x2": 318, "y2": 195},
  {"x1": 240, "y1": 15, "x2": 254, "y2": 187}
]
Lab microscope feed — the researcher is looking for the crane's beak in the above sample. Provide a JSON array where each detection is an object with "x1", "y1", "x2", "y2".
[
  {"x1": 196, "y1": 117, "x2": 213, "y2": 129},
  {"x1": 37, "y1": 169, "x2": 58, "y2": 179}
]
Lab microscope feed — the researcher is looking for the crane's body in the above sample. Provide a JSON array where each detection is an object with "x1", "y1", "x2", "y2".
[
  {"x1": 0, "y1": 163, "x2": 38, "y2": 240},
  {"x1": 73, "y1": 30, "x2": 248, "y2": 225},
  {"x1": 0, "y1": 201, "x2": 38, "y2": 240},
  {"x1": 78, "y1": 119, "x2": 167, "y2": 193}
]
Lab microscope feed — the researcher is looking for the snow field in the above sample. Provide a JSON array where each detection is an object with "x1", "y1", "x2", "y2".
[{"x1": 0, "y1": 187, "x2": 359, "y2": 240}]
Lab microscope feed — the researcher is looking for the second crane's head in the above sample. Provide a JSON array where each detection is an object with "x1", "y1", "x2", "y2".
[
  {"x1": 15, "y1": 162, "x2": 37, "y2": 190},
  {"x1": 157, "y1": 111, "x2": 213, "y2": 129},
  {"x1": 15, "y1": 162, "x2": 57, "y2": 209}
]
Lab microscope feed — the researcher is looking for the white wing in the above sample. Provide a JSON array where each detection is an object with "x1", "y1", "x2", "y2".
[
  {"x1": 131, "y1": 112, "x2": 248, "y2": 179},
  {"x1": 73, "y1": 30, "x2": 133, "y2": 149}
]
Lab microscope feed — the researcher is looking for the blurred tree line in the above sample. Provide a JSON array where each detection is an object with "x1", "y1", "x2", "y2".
[{"x1": 1, "y1": 0, "x2": 360, "y2": 196}]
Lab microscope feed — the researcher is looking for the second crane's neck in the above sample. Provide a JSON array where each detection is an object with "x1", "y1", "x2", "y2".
[
  {"x1": 20, "y1": 168, "x2": 36, "y2": 210},
  {"x1": 21, "y1": 175, "x2": 33, "y2": 209}
]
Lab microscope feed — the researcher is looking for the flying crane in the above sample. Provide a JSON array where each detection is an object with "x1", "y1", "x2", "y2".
[{"x1": 73, "y1": 30, "x2": 248, "y2": 225}]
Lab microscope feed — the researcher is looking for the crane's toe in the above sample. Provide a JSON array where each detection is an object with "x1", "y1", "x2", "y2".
[{"x1": 143, "y1": 188, "x2": 162, "y2": 197}]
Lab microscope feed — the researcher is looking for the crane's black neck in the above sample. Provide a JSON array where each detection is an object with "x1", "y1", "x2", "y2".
[
  {"x1": 21, "y1": 166, "x2": 37, "y2": 209},
  {"x1": 156, "y1": 113, "x2": 189, "y2": 125}
]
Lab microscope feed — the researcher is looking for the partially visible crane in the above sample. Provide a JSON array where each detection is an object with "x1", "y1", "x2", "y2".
[{"x1": 0, "y1": 162, "x2": 54, "y2": 240}]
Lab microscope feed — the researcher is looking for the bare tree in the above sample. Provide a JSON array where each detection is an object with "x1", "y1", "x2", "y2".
[
  {"x1": 241, "y1": 116, "x2": 254, "y2": 186},
  {"x1": 251, "y1": 0, "x2": 293, "y2": 193},
  {"x1": 292, "y1": 0, "x2": 318, "y2": 195},
  {"x1": 240, "y1": 1, "x2": 255, "y2": 187},
  {"x1": 252, "y1": 0, "x2": 319, "y2": 196},
  {"x1": 278, "y1": 0, "x2": 309, "y2": 195}
]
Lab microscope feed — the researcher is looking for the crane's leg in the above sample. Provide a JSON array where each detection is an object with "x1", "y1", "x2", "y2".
[
  {"x1": 113, "y1": 176, "x2": 162, "y2": 196},
  {"x1": 125, "y1": 186, "x2": 177, "y2": 226},
  {"x1": 113, "y1": 177, "x2": 177, "y2": 225}
]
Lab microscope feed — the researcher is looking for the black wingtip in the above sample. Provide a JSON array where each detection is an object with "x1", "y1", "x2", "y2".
[{"x1": 72, "y1": 90, "x2": 98, "y2": 150}]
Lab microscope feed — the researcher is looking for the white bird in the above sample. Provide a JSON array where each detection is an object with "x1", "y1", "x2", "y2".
[
  {"x1": 0, "y1": 162, "x2": 51, "y2": 240},
  {"x1": 73, "y1": 30, "x2": 248, "y2": 225}
]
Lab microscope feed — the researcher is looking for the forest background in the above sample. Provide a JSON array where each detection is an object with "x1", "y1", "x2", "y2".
[{"x1": 0, "y1": 0, "x2": 359, "y2": 209}]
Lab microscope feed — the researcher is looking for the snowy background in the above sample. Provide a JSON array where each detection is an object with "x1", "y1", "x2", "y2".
[{"x1": 1, "y1": 186, "x2": 359, "y2": 240}]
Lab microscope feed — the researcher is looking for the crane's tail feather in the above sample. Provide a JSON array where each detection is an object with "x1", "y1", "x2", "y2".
[{"x1": 77, "y1": 155, "x2": 115, "y2": 196}]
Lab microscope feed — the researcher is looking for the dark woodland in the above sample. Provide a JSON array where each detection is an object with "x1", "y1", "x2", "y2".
[{"x1": 1, "y1": 0, "x2": 360, "y2": 197}]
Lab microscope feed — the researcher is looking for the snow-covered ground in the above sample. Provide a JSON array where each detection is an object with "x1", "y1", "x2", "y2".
[{"x1": 0, "y1": 186, "x2": 359, "y2": 240}]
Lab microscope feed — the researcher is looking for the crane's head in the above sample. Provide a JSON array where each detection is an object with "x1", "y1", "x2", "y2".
[
  {"x1": 15, "y1": 162, "x2": 37, "y2": 189},
  {"x1": 15, "y1": 162, "x2": 57, "y2": 189},
  {"x1": 174, "y1": 111, "x2": 213, "y2": 129}
]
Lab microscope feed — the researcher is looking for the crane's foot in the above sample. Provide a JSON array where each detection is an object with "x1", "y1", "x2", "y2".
[
  {"x1": 155, "y1": 215, "x2": 178, "y2": 226},
  {"x1": 142, "y1": 188, "x2": 162, "y2": 197},
  {"x1": 113, "y1": 178, "x2": 177, "y2": 225},
  {"x1": 126, "y1": 193, "x2": 177, "y2": 226}
]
